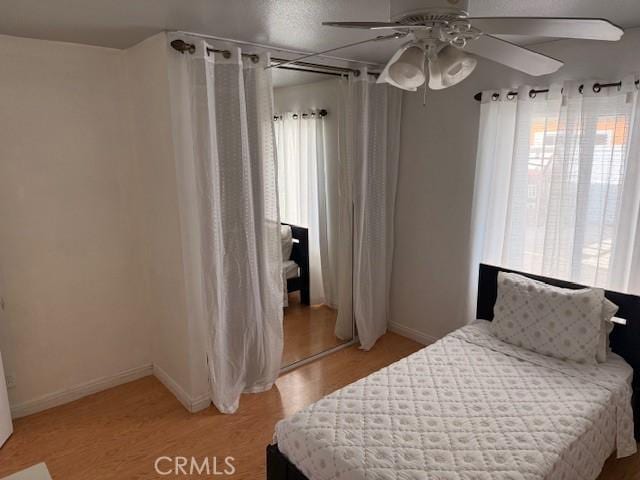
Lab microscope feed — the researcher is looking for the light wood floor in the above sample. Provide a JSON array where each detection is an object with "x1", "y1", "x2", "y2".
[
  {"x1": 281, "y1": 293, "x2": 347, "y2": 367},
  {"x1": 0, "y1": 332, "x2": 637, "y2": 480}
]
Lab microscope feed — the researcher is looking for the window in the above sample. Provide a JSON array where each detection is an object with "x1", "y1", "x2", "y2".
[
  {"x1": 517, "y1": 106, "x2": 632, "y2": 286},
  {"x1": 473, "y1": 82, "x2": 640, "y2": 294}
]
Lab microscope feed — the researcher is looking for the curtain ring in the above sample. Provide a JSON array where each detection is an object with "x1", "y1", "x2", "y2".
[
  {"x1": 222, "y1": 50, "x2": 231, "y2": 59},
  {"x1": 578, "y1": 84, "x2": 584, "y2": 94},
  {"x1": 506, "y1": 92, "x2": 515, "y2": 100},
  {"x1": 491, "y1": 92, "x2": 500, "y2": 101},
  {"x1": 249, "y1": 54, "x2": 260, "y2": 63},
  {"x1": 292, "y1": 114, "x2": 299, "y2": 119},
  {"x1": 528, "y1": 89, "x2": 537, "y2": 99},
  {"x1": 593, "y1": 83, "x2": 602, "y2": 93}
]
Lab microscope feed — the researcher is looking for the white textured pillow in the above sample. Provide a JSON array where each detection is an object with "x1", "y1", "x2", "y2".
[{"x1": 491, "y1": 272, "x2": 605, "y2": 364}]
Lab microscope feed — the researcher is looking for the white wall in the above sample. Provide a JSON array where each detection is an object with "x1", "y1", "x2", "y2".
[
  {"x1": 390, "y1": 28, "x2": 640, "y2": 342},
  {"x1": 0, "y1": 32, "x2": 209, "y2": 415},
  {"x1": 0, "y1": 34, "x2": 151, "y2": 409},
  {"x1": 123, "y1": 33, "x2": 205, "y2": 407},
  {"x1": 275, "y1": 77, "x2": 339, "y2": 113}
]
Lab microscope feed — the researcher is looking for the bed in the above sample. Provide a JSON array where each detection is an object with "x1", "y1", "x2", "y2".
[
  {"x1": 281, "y1": 223, "x2": 310, "y2": 305},
  {"x1": 267, "y1": 263, "x2": 639, "y2": 480}
]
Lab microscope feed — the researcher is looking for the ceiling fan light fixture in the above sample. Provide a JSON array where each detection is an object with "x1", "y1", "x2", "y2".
[
  {"x1": 388, "y1": 45, "x2": 426, "y2": 89},
  {"x1": 325, "y1": 10, "x2": 624, "y2": 86},
  {"x1": 377, "y1": 44, "x2": 425, "y2": 91},
  {"x1": 428, "y1": 45, "x2": 477, "y2": 89}
]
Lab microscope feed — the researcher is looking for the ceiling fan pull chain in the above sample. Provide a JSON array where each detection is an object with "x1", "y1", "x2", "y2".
[{"x1": 423, "y1": 54, "x2": 428, "y2": 106}]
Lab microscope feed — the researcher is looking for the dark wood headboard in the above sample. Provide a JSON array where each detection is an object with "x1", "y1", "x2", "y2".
[
  {"x1": 477, "y1": 263, "x2": 640, "y2": 439},
  {"x1": 285, "y1": 223, "x2": 309, "y2": 270},
  {"x1": 282, "y1": 223, "x2": 310, "y2": 305}
]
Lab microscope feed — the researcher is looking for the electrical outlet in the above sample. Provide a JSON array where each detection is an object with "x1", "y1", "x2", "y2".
[{"x1": 5, "y1": 374, "x2": 15, "y2": 389}]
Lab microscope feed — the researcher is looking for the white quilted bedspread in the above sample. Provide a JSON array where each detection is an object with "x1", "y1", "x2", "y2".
[{"x1": 274, "y1": 321, "x2": 636, "y2": 480}]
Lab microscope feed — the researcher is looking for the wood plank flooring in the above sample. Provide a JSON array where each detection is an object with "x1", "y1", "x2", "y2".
[
  {"x1": 0, "y1": 332, "x2": 637, "y2": 480},
  {"x1": 281, "y1": 294, "x2": 346, "y2": 367}
]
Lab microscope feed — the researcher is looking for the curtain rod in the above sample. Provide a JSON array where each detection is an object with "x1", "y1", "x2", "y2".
[
  {"x1": 273, "y1": 110, "x2": 328, "y2": 120},
  {"x1": 172, "y1": 30, "x2": 381, "y2": 67},
  {"x1": 170, "y1": 39, "x2": 374, "y2": 77},
  {"x1": 474, "y1": 79, "x2": 640, "y2": 102},
  {"x1": 274, "y1": 65, "x2": 347, "y2": 78}
]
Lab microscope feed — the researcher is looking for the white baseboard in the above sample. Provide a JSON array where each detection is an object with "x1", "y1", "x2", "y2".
[
  {"x1": 388, "y1": 321, "x2": 439, "y2": 346},
  {"x1": 11, "y1": 364, "x2": 153, "y2": 418},
  {"x1": 11, "y1": 363, "x2": 210, "y2": 419},
  {"x1": 152, "y1": 365, "x2": 210, "y2": 413},
  {"x1": 190, "y1": 394, "x2": 211, "y2": 413}
]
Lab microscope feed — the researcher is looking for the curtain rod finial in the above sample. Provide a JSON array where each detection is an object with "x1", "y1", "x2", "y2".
[{"x1": 171, "y1": 39, "x2": 196, "y2": 54}]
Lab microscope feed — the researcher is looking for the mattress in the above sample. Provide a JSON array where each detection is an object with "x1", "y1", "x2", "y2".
[
  {"x1": 274, "y1": 321, "x2": 636, "y2": 480},
  {"x1": 284, "y1": 260, "x2": 299, "y2": 280},
  {"x1": 281, "y1": 225, "x2": 293, "y2": 261}
]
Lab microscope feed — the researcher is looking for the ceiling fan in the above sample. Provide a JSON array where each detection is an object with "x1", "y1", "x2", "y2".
[{"x1": 322, "y1": 0, "x2": 624, "y2": 91}]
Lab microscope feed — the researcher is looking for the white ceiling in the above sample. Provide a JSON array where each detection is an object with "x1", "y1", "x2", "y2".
[{"x1": 0, "y1": 0, "x2": 639, "y2": 64}]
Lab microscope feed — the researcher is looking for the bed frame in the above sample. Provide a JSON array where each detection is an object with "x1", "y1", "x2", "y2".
[
  {"x1": 266, "y1": 263, "x2": 640, "y2": 479},
  {"x1": 283, "y1": 223, "x2": 310, "y2": 305},
  {"x1": 267, "y1": 444, "x2": 308, "y2": 480}
]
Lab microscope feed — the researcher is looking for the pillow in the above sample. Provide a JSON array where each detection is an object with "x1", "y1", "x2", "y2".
[
  {"x1": 597, "y1": 298, "x2": 619, "y2": 362},
  {"x1": 491, "y1": 272, "x2": 605, "y2": 364},
  {"x1": 281, "y1": 225, "x2": 293, "y2": 261}
]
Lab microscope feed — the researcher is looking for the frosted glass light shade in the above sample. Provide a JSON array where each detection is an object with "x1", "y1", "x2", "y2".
[
  {"x1": 428, "y1": 45, "x2": 477, "y2": 90},
  {"x1": 388, "y1": 46, "x2": 426, "y2": 89},
  {"x1": 377, "y1": 44, "x2": 425, "y2": 91}
]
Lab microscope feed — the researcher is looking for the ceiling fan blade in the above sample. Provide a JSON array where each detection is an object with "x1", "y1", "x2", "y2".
[
  {"x1": 322, "y1": 21, "x2": 426, "y2": 30},
  {"x1": 467, "y1": 17, "x2": 623, "y2": 41},
  {"x1": 464, "y1": 35, "x2": 563, "y2": 76},
  {"x1": 323, "y1": 21, "x2": 400, "y2": 29},
  {"x1": 268, "y1": 32, "x2": 403, "y2": 70}
]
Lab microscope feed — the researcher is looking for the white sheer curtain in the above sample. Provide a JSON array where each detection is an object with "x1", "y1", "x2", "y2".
[
  {"x1": 169, "y1": 39, "x2": 283, "y2": 414},
  {"x1": 470, "y1": 77, "x2": 640, "y2": 316},
  {"x1": 334, "y1": 78, "x2": 355, "y2": 340},
  {"x1": 274, "y1": 112, "x2": 337, "y2": 306},
  {"x1": 351, "y1": 72, "x2": 403, "y2": 350}
]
